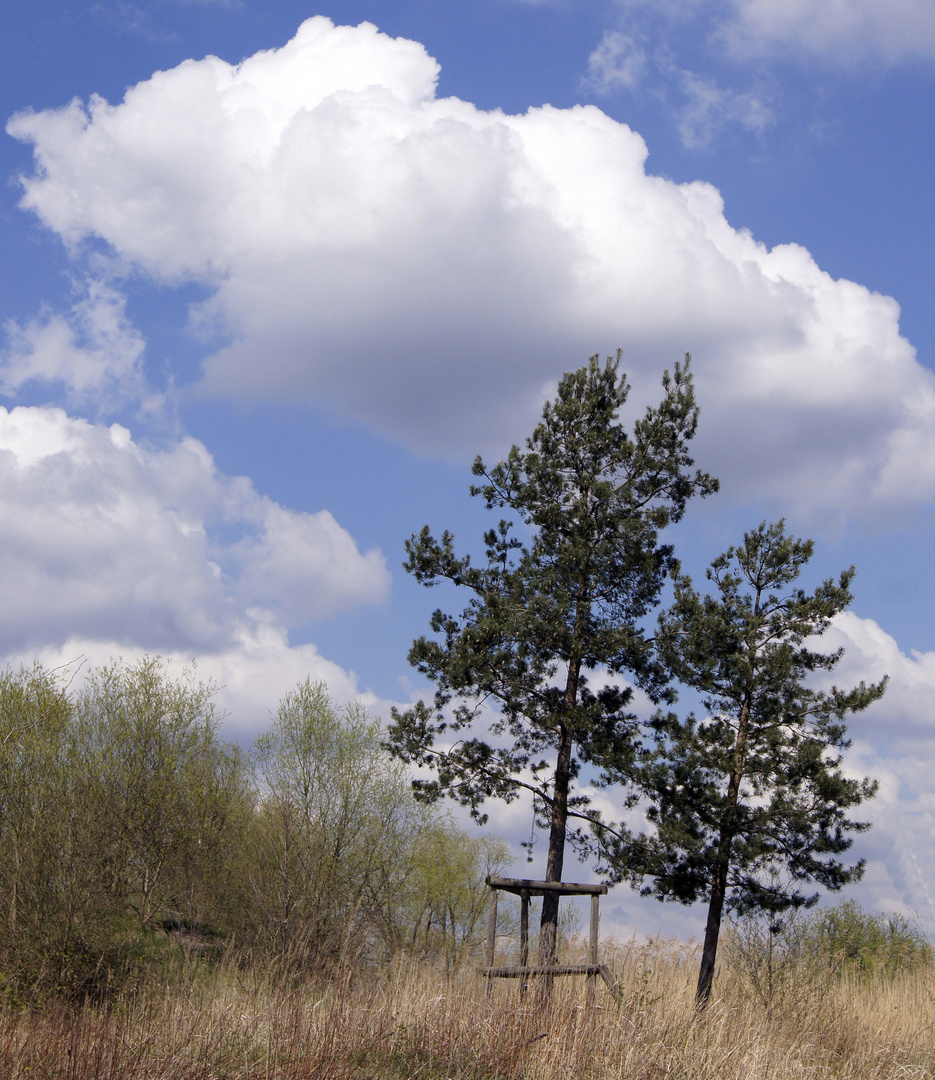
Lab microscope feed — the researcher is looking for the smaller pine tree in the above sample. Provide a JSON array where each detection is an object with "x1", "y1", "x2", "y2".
[{"x1": 631, "y1": 520, "x2": 886, "y2": 1006}]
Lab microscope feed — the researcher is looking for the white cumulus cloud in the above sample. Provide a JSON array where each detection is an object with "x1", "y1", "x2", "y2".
[
  {"x1": 0, "y1": 404, "x2": 389, "y2": 655},
  {"x1": 7, "y1": 16, "x2": 935, "y2": 521}
]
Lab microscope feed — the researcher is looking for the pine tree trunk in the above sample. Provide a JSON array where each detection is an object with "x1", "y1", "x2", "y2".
[
  {"x1": 537, "y1": 617, "x2": 583, "y2": 1004},
  {"x1": 696, "y1": 694, "x2": 752, "y2": 1008},
  {"x1": 696, "y1": 855, "x2": 729, "y2": 1007},
  {"x1": 536, "y1": 722, "x2": 572, "y2": 1005},
  {"x1": 539, "y1": 725, "x2": 571, "y2": 961}
]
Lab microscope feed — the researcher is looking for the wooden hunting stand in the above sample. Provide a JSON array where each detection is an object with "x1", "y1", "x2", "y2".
[{"x1": 483, "y1": 875, "x2": 621, "y2": 1005}]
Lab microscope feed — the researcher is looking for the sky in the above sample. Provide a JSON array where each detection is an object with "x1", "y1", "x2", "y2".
[{"x1": 3, "y1": 0, "x2": 935, "y2": 944}]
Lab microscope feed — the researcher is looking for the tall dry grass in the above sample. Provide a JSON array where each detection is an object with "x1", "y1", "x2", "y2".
[{"x1": 1, "y1": 936, "x2": 933, "y2": 1079}]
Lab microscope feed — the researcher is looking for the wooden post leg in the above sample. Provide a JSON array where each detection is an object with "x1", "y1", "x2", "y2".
[
  {"x1": 520, "y1": 890, "x2": 529, "y2": 1000},
  {"x1": 586, "y1": 894, "x2": 599, "y2": 1007},
  {"x1": 486, "y1": 889, "x2": 498, "y2": 999}
]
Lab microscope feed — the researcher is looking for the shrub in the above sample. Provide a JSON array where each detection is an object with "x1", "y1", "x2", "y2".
[{"x1": 799, "y1": 899, "x2": 932, "y2": 976}]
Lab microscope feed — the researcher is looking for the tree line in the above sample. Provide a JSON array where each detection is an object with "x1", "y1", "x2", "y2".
[
  {"x1": 388, "y1": 351, "x2": 887, "y2": 1005},
  {"x1": 0, "y1": 661, "x2": 508, "y2": 999}
]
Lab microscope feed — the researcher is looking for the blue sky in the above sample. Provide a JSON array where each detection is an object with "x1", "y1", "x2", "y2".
[{"x1": 3, "y1": 0, "x2": 935, "y2": 941}]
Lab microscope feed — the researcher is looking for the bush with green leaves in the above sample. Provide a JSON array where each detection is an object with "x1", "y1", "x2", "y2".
[
  {"x1": 0, "y1": 658, "x2": 252, "y2": 998},
  {"x1": 0, "y1": 664, "x2": 80, "y2": 993},
  {"x1": 402, "y1": 822, "x2": 510, "y2": 970},
  {"x1": 729, "y1": 898, "x2": 932, "y2": 1015},
  {"x1": 799, "y1": 899, "x2": 932, "y2": 976},
  {"x1": 244, "y1": 679, "x2": 511, "y2": 972},
  {"x1": 74, "y1": 657, "x2": 251, "y2": 936},
  {"x1": 0, "y1": 661, "x2": 515, "y2": 997},
  {"x1": 245, "y1": 679, "x2": 420, "y2": 965}
]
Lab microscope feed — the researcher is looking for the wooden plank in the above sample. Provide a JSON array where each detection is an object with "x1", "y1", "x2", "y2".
[
  {"x1": 599, "y1": 964, "x2": 623, "y2": 1005},
  {"x1": 519, "y1": 889, "x2": 529, "y2": 1000},
  {"x1": 588, "y1": 894, "x2": 600, "y2": 965},
  {"x1": 484, "y1": 965, "x2": 602, "y2": 978},
  {"x1": 485, "y1": 890, "x2": 498, "y2": 969},
  {"x1": 486, "y1": 875, "x2": 608, "y2": 896},
  {"x1": 586, "y1": 893, "x2": 599, "y2": 1007}
]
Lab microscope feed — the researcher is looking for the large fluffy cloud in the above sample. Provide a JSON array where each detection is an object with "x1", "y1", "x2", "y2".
[
  {"x1": 0, "y1": 403, "x2": 389, "y2": 655},
  {"x1": 7, "y1": 16, "x2": 935, "y2": 520}
]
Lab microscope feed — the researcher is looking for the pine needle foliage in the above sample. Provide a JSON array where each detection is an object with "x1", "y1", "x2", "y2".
[
  {"x1": 630, "y1": 520, "x2": 886, "y2": 1006},
  {"x1": 387, "y1": 352, "x2": 717, "y2": 969}
]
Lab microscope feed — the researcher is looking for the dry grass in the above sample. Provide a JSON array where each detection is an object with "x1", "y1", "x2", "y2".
[{"x1": 1, "y1": 938, "x2": 933, "y2": 1080}]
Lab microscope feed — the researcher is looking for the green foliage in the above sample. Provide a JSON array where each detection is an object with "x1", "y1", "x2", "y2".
[
  {"x1": 631, "y1": 520, "x2": 886, "y2": 1004},
  {"x1": 74, "y1": 657, "x2": 251, "y2": 933},
  {"x1": 388, "y1": 352, "x2": 717, "y2": 965},
  {"x1": 0, "y1": 661, "x2": 549, "y2": 999},
  {"x1": 0, "y1": 665, "x2": 79, "y2": 993},
  {"x1": 245, "y1": 679, "x2": 423, "y2": 965},
  {"x1": 244, "y1": 680, "x2": 510, "y2": 973},
  {"x1": 800, "y1": 900, "x2": 932, "y2": 976},
  {"x1": 403, "y1": 823, "x2": 510, "y2": 970},
  {"x1": 728, "y1": 899, "x2": 932, "y2": 1016}
]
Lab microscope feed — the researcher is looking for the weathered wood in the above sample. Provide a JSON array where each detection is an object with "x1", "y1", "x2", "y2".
[
  {"x1": 519, "y1": 889, "x2": 529, "y2": 1000},
  {"x1": 485, "y1": 890, "x2": 498, "y2": 967},
  {"x1": 483, "y1": 962, "x2": 622, "y2": 1004},
  {"x1": 599, "y1": 964, "x2": 623, "y2": 1005},
  {"x1": 484, "y1": 876, "x2": 617, "y2": 1006},
  {"x1": 586, "y1": 892, "x2": 600, "y2": 1007},
  {"x1": 486, "y1": 875, "x2": 608, "y2": 896},
  {"x1": 484, "y1": 964, "x2": 602, "y2": 978},
  {"x1": 588, "y1": 894, "x2": 600, "y2": 964}
]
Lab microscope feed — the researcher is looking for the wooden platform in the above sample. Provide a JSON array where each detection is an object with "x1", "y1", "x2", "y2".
[{"x1": 483, "y1": 876, "x2": 621, "y2": 1004}]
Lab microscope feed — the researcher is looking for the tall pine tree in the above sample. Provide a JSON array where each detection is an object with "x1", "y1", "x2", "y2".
[
  {"x1": 632, "y1": 521, "x2": 885, "y2": 1006},
  {"x1": 387, "y1": 352, "x2": 717, "y2": 970}
]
